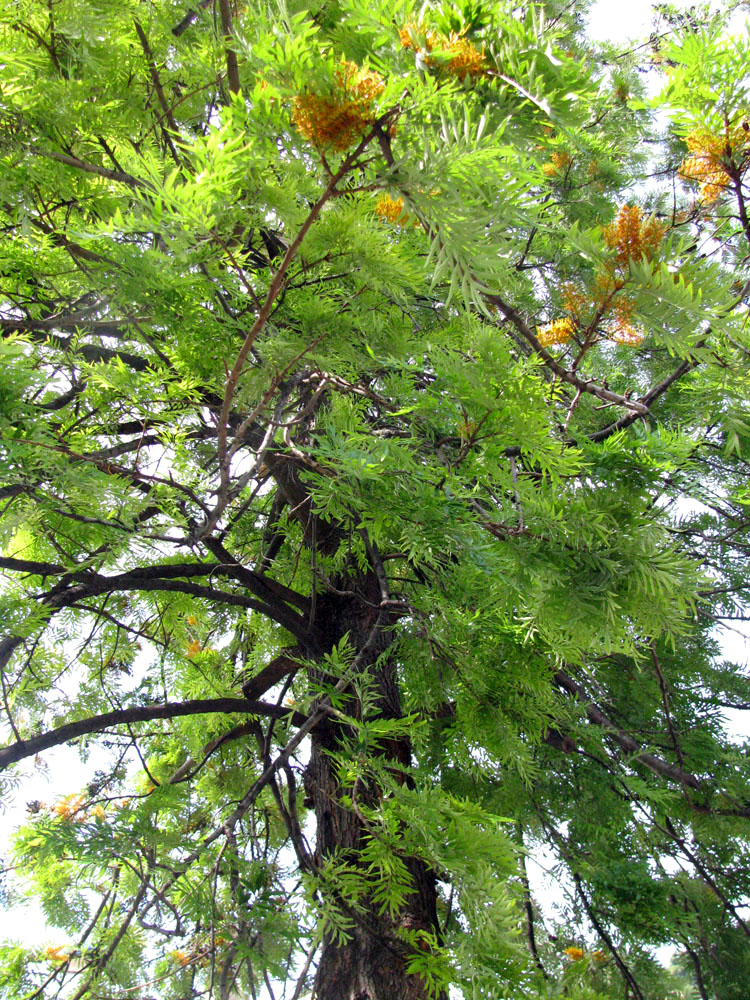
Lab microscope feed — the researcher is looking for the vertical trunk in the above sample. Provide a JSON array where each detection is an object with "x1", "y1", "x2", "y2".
[{"x1": 304, "y1": 573, "x2": 445, "y2": 1000}]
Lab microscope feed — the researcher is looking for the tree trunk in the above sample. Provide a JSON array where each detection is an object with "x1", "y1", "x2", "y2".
[{"x1": 304, "y1": 572, "x2": 446, "y2": 1000}]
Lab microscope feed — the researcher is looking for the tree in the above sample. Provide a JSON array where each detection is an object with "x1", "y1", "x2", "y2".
[{"x1": 1, "y1": 0, "x2": 749, "y2": 997}]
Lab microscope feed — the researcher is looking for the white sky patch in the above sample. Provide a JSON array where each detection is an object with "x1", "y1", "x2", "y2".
[
  {"x1": 588, "y1": 0, "x2": 748, "y2": 43},
  {"x1": 588, "y1": 0, "x2": 663, "y2": 43}
]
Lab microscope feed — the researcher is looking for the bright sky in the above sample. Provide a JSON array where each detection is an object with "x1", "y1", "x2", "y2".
[
  {"x1": 589, "y1": 0, "x2": 748, "y2": 41},
  {"x1": 588, "y1": 0, "x2": 662, "y2": 42}
]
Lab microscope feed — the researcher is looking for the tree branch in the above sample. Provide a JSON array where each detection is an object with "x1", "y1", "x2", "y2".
[
  {"x1": 0, "y1": 698, "x2": 308, "y2": 772},
  {"x1": 553, "y1": 670, "x2": 703, "y2": 790}
]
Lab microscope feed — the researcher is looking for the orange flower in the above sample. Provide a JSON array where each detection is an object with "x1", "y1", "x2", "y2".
[
  {"x1": 441, "y1": 36, "x2": 486, "y2": 80},
  {"x1": 292, "y1": 60, "x2": 384, "y2": 151},
  {"x1": 186, "y1": 639, "x2": 202, "y2": 658},
  {"x1": 563, "y1": 945, "x2": 585, "y2": 960},
  {"x1": 169, "y1": 949, "x2": 193, "y2": 967},
  {"x1": 52, "y1": 794, "x2": 86, "y2": 821},
  {"x1": 399, "y1": 22, "x2": 486, "y2": 79},
  {"x1": 610, "y1": 297, "x2": 645, "y2": 345},
  {"x1": 43, "y1": 945, "x2": 71, "y2": 963},
  {"x1": 679, "y1": 122, "x2": 750, "y2": 204},
  {"x1": 561, "y1": 282, "x2": 587, "y2": 319},
  {"x1": 537, "y1": 317, "x2": 575, "y2": 347},
  {"x1": 375, "y1": 194, "x2": 411, "y2": 225},
  {"x1": 602, "y1": 204, "x2": 665, "y2": 268}
]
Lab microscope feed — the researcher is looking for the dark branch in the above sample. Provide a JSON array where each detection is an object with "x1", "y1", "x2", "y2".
[{"x1": 0, "y1": 698, "x2": 309, "y2": 772}]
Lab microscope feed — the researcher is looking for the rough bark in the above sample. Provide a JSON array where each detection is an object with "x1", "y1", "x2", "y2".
[{"x1": 305, "y1": 574, "x2": 445, "y2": 1000}]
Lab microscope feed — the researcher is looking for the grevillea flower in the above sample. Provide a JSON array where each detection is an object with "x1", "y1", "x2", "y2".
[
  {"x1": 679, "y1": 122, "x2": 750, "y2": 204},
  {"x1": 292, "y1": 61, "x2": 384, "y2": 151},
  {"x1": 563, "y1": 946, "x2": 585, "y2": 960},
  {"x1": 399, "y1": 22, "x2": 486, "y2": 80},
  {"x1": 537, "y1": 317, "x2": 575, "y2": 347},
  {"x1": 602, "y1": 204, "x2": 665, "y2": 268},
  {"x1": 375, "y1": 194, "x2": 409, "y2": 225},
  {"x1": 542, "y1": 150, "x2": 573, "y2": 177}
]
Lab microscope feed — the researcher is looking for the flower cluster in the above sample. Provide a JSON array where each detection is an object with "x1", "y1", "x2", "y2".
[
  {"x1": 292, "y1": 61, "x2": 384, "y2": 151},
  {"x1": 51, "y1": 794, "x2": 87, "y2": 821},
  {"x1": 680, "y1": 122, "x2": 750, "y2": 204},
  {"x1": 609, "y1": 296, "x2": 645, "y2": 345},
  {"x1": 542, "y1": 149, "x2": 572, "y2": 177},
  {"x1": 169, "y1": 936, "x2": 225, "y2": 969},
  {"x1": 602, "y1": 204, "x2": 666, "y2": 269},
  {"x1": 51, "y1": 794, "x2": 106, "y2": 822},
  {"x1": 539, "y1": 204, "x2": 667, "y2": 350},
  {"x1": 375, "y1": 194, "x2": 411, "y2": 226},
  {"x1": 399, "y1": 22, "x2": 486, "y2": 80},
  {"x1": 563, "y1": 946, "x2": 584, "y2": 960},
  {"x1": 537, "y1": 316, "x2": 575, "y2": 347},
  {"x1": 170, "y1": 949, "x2": 194, "y2": 967},
  {"x1": 43, "y1": 946, "x2": 72, "y2": 964}
]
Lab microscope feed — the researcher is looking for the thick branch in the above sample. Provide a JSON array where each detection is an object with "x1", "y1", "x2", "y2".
[
  {"x1": 0, "y1": 698, "x2": 308, "y2": 772},
  {"x1": 553, "y1": 670, "x2": 703, "y2": 790},
  {"x1": 217, "y1": 0, "x2": 241, "y2": 95},
  {"x1": 28, "y1": 147, "x2": 148, "y2": 189},
  {"x1": 487, "y1": 293, "x2": 649, "y2": 415},
  {"x1": 589, "y1": 352, "x2": 701, "y2": 443}
]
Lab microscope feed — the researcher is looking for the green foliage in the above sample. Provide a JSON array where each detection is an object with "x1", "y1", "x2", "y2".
[{"x1": 0, "y1": 1, "x2": 749, "y2": 998}]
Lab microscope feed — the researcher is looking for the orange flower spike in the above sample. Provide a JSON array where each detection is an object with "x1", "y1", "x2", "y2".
[
  {"x1": 399, "y1": 21, "x2": 438, "y2": 52},
  {"x1": 563, "y1": 946, "x2": 585, "y2": 960},
  {"x1": 444, "y1": 35, "x2": 486, "y2": 80},
  {"x1": 561, "y1": 282, "x2": 587, "y2": 319},
  {"x1": 603, "y1": 205, "x2": 665, "y2": 267},
  {"x1": 292, "y1": 60, "x2": 384, "y2": 151},
  {"x1": 399, "y1": 22, "x2": 486, "y2": 79},
  {"x1": 375, "y1": 195, "x2": 409, "y2": 225},
  {"x1": 170, "y1": 949, "x2": 193, "y2": 967},
  {"x1": 679, "y1": 123, "x2": 750, "y2": 203},
  {"x1": 43, "y1": 946, "x2": 71, "y2": 963},
  {"x1": 611, "y1": 301, "x2": 645, "y2": 345},
  {"x1": 551, "y1": 150, "x2": 572, "y2": 170},
  {"x1": 537, "y1": 317, "x2": 575, "y2": 347},
  {"x1": 52, "y1": 793, "x2": 87, "y2": 821}
]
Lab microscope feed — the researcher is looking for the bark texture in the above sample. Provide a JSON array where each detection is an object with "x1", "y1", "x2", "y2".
[{"x1": 305, "y1": 575, "x2": 444, "y2": 1000}]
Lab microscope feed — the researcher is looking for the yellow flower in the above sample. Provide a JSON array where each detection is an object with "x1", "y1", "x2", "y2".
[
  {"x1": 52, "y1": 794, "x2": 86, "y2": 821},
  {"x1": 186, "y1": 614, "x2": 197, "y2": 626},
  {"x1": 375, "y1": 194, "x2": 410, "y2": 225},
  {"x1": 442, "y1": 35, "x2": 486, "y2": 80},
  {"x1": 91, "y1": 804, "x2": 106, "y2": 821},
  {"x1": 186, "y1": 639, "x2": 202, "y2": 658},
  {"x1": 169, "y1": 949, "x2": 193, "y2": 967},
  {"x1": 537, "y1": 317, "x2": 575, "y2": 347},
  {"x1": 679, "y1": 122, "x2": 750, "y2": 204},
  {"x1": 292, "y1": 60, "x2": 384, "y2": 151},
  {"x1": 610, "y1": 297, "x2": 645, "y2": 345},
  {"x1": 563, "y1": 946, "x2": 585, "y2": 960},
  {"x1": 399, "y1": 22, "x2": 487, "y2": 79},
  {"x1": 43, "y1": 945, "x2": 71, "y2": 963},
  {"x1": 602, "y1": 204, "x2": 666, "y2": 267},
  {"x1": 542, "y1": 150, "x2": 572, "y2": 177}
]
